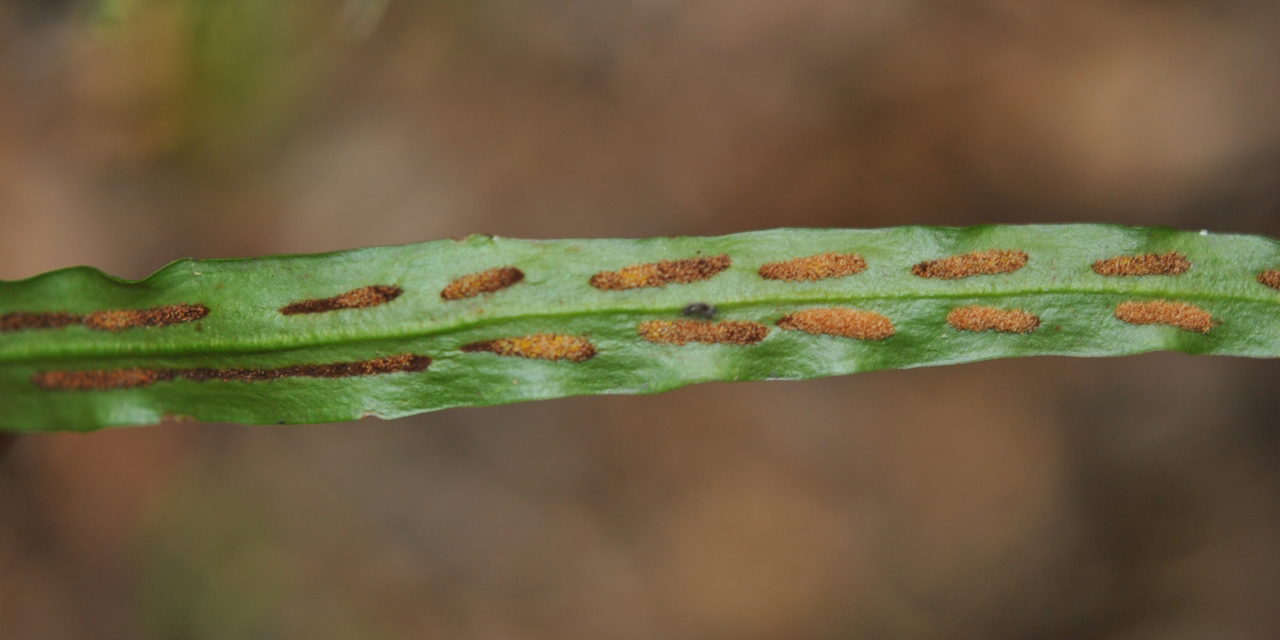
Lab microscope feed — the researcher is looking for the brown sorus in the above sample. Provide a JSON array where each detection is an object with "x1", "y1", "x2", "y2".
[
  {"x1": 2, "y1": 304, "x2": 207, "y2": 332},
  {"x1": 33, "y1": 353, "x2": 431, "y2": 391},
  {"x1": 83, "y1": 303, "x2": 209, "y2": 331},
  {"x1": 0, "y1": 312, "x2": 83, "y2": 332},
  {"x1": 637, "y1": 319, "x2": 768, "y2": 345},
  {"x1": 590, "y1": 255, "x2": 731, "y2": 290},
  {"x1": 946, "y1": 306, "x2": 1041, "y2": 334},
  {"x1": 1092, "y1": 251, "x2": 1190, "y2": 277},
  {"x1": 758, "y1": 252, "x2": 867, "y2": 282},
  {"x1": 461, "y1": 334, "x2": 597, "y2": 362},
  {"x1": 1114, "y1": 300, "x2": 1213, "y2": 334},
  {"x1": 281, "y1": 285, "x2": 403, "y2": 314},
  {"x1": 1258, "y1": 269, "x2": 1280, "y2": 291},
  {"x1": 32, "y1": 367, "x2": 171, "y2": 391},
  {"x1": 911, "y1": 249, "x2": 1028, "y2": 279},
  {"x1": 776, "y1": 308, "x2": 895, "y2": 340},
  {"x1": 440, "y1": 267, "x2": 525, "y2": 300}
]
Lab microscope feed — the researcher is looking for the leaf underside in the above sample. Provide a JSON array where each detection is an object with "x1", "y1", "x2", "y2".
[{"x1": 2, "y1": 224, "x2": 1279, "y2": 432}]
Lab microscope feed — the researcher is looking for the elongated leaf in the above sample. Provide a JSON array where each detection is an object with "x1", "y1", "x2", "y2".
[{"x1": 3, "y1": 224, "x2": 1279, "y2": 432}]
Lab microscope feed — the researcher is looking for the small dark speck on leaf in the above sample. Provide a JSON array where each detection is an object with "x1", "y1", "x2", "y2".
[{"x1": 682, "y1": 302, "x2": 717, "y2": 319}]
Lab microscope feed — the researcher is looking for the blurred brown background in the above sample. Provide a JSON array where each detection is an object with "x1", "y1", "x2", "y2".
[{"x1": 2, "y1": 1, "x2": 1280, "y2": 638}]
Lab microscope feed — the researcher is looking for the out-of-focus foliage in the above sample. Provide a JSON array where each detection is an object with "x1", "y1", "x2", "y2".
[
  {"x1": 89, "y1": 0, "x2": 312, "y2": 157},
  {"x1": 2, "y1": 1, "x2": 1280, "y2": 638}
]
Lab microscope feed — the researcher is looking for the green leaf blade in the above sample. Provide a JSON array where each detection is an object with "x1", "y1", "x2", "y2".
[{"x1": 3, "y1": 224, "x2": 1279, "y2": 432}]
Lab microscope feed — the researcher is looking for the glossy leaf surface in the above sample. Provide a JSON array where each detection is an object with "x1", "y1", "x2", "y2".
[{"x1": 3, "y1": 225, "x2": 1279, "y2": 431}]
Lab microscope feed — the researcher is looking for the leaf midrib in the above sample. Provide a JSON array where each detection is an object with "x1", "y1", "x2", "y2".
[{"x1": 3, "y1": 284, "x2": 1275, "y2": 364}]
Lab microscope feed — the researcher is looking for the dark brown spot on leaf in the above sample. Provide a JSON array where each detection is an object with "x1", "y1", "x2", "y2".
[
  {"x1": 590, "y1": 255, "x2": 731, "y2": 290},
  {"x1": 83, "y1": 304, "x2": 210, "y2": 331},
  {"x1": 280, "y1": 285, "x2": 403, "y2": 314},
  {"x1": 33, "y1": 367, "x2": 171, "y2": 390},
  {"x1": 759, "y1": 253, "x2": 867, "y2": 282},
  {"x1": 440, "y1": 267, "x2": 525, "y2": 300},
  {"x1": 461, "y1": 334, "x2": 597, "y2": 362},
  {"x1": 1115, "y1": 300, "x2": 1213, "y2": 333},
  {"x1": 912, "y1": 249, "x2": 1028, "y2": 279},
  {"x1": 33, "y1": 353, "x2": 431, "y2": 391},
  {"x1": 637, "y1": 319, "x2": 768, "y2": 345},
  {"x1": 0, "y1": 312, "x2": 83, "y2": 332},
  {"x1": 1258, "y1": 269, "x2": 1280, "y2": 291},
  {"x1": 1092, "y1": 252, "x2": 1190, "y2": 276},
  {"x1": 777, "y1": 308, "x2": 895, "y2": 340},
  {"x1": 2, "y1": 304, "x2": 208, "y2": 332},
  {"x1": 946, "y1": 306, "x2": 1041, "y2": 333}
]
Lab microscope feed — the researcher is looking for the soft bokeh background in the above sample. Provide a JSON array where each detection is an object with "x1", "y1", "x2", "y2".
[{"x1": 3, "y1": 1, "x2": 1280, "y2": 638}]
